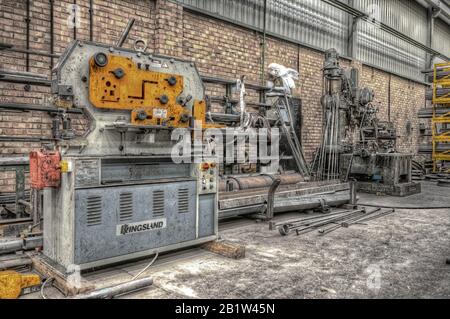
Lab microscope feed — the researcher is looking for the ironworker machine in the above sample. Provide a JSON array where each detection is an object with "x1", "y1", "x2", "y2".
[
  {"x1": 30, "y1": 41, "x2": 219, "y2": 270},
  {"x1": 312, "y1": 49, "x2": 420, "y2": 197}
]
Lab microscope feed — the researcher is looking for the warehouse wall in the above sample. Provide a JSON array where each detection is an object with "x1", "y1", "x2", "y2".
[
  {"x1": 175, "y1": 0, "x2": 450, "y2": 83},
  {"x1": 0, "y1": 0, "x2": 426, "y2": 192}
]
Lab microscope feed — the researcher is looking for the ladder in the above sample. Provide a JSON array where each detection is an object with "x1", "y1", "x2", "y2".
[{"x1": 274, "y1": 96, "x2": 310, "y2": 177}]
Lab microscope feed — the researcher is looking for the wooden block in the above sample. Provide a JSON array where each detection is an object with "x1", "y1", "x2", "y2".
[
  {"x1": 27, "y1": 252, "x2": 95, "y2": 297},
  {"x1": 202, "y1": 240, "x2": 245, "y2": 260}
]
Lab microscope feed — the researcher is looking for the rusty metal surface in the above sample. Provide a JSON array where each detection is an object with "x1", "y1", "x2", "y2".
[{"x1": 29, "y1": 150, "x2": 61, "y2": 190}]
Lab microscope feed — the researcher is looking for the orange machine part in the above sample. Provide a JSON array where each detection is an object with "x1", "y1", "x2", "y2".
[
  {"x1": 29, "y1": 150, "x2": 61, "y2": 190},
  {"x1": 89, "y1": 54, "x2": 191, "y2": 128}
]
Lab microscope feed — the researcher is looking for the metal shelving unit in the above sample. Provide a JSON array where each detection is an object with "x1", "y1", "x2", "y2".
[{"x1": 432, "y1": 62, "x2": 450, "y2": 172}]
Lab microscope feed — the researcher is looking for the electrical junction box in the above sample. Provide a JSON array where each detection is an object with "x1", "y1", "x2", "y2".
[{"x1": 29, "y1": 150, "x2": 61, "y2": 190}]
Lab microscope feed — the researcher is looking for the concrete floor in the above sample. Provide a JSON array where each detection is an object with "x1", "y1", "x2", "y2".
[{"x1": 26, "y1": 181, "x2": 450, "y2": 299}]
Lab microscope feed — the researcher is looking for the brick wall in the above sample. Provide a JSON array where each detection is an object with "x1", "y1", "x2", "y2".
[{"x1": 0, "y1": 0, "x2": 426, "y2": 192}]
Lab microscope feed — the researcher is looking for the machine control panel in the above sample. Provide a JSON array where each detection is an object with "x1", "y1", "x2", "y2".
[{"x1": 196, "y1": 162, "x2": 218, "y2": 195}]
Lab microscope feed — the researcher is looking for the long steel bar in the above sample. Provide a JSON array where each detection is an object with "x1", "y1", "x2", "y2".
[
  {"x1": 285, "y1": 209, "x2": 366, "y2": 232},
  {"x1": 318, "y1": 208, "x2": 381, "y2": 235},
  {"x1": 272, "y1": 209, "x2": 359, "y2": 229},
  {"x1": 293, "y1": 209, "x2": 366, "y2": 228},
  {"x1": 351, "y1": 208, "x2": 396, "y2": 224},
  {"x1": 25, "y1": 0, "x2": 30, "y2": 71},
  {"x1": 319, "y1": 208, "x2": 395, "y2": 236},
  {"x1": 0, "y1": 102, "x2": 83, "y2": 114},
  {"x1": 50, "y1": 0, "x2": 54, "y2": 68},
  {"x1": 116, "y1": 18, "x2": 136, "y2": 47},
  {"x1": 71, "y1": 277, "x2": 153, "y2": 299},
  {"x1": 293, "y1": 209, "x2": 366, "y2": 235}
]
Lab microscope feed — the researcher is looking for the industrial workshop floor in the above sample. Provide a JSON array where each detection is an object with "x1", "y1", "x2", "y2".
[{"x1": 25, "y1": 181, "x2": 450, "y2": 299}]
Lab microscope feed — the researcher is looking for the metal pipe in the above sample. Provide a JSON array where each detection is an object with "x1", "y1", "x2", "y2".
[
  {"x1": 73, "y1": 0, "x2": 77, "y2": 40},
  {"x1": 0, "y1": 136, "x2": 54, "y2": 142},
  {"x1": 426, "y1": 88, "x2": 450, "y2": 100},
  {"x1": 260, "y1": 0, "x2": 267, "y2": 85},
  {"x1": 0, "y1": 69, "x2": 47, "y2": 78},
  {"x1": 219, "y1": 192, "x2": 350, "y2": 219},
  {"x1": 289, "y1": 209, "x2": 366, "y2": 235},
  {"x1": 0, "y1": 257, "x2": 32, "y2": 270},
  {"x1": 116, "y1": 18, "x2": 136, "y2": 47},
  {"x1": 318, "y1": 208, "x2": 384, "y2": 235},
  {"x1": 201, "y1": 75, "x2": 270, "y2": 91},
  {"x1": 220, "y1": 174, "x2": 303, "y2": 192},
  {"x1": 0, "y1": 237, "x2": 42, "y2": 255},
  {"x1": 0, "y1": 240, "x2": 23, "y2": 255},
  {"x1": 418, "y1": 106, "x2": 450, "y2": 117},
  {"x1": 388, "y1": 74, "x2": 391, "y2": 122},
  {"x1": 71, "y1": 277, "x2": 153, "y2": 299},
  {"x1": 89, "y1": 0, "x2": 94, "y2": 41},
  {"x1": 219, "y1": 204, "x2": 266, "y2": 219},
  {"x1": 353, "y1": 208, "x2": 395, "y2": 224},
  {"x1": 349, "y1": 181, "x2": 357, "y2": 205},
  {"x1": 0, "y1": 74, "x2": 51, "y2": 86},
  {"x1": 50, "y1": 0, "x2": 54, "y2": 68},
  {"x1": 272, "y1": 208, "x2": 360, "y2": 228},
  {"x1": 25, "y1": 0, "x2": 31, "y2": 71},
  {"x1": 1, "y1": 46, "x2": 59, "y2": 58},
  {"x1": 0, "y1": 102, "x2": 83, "y2": 114},
  {"x1": 427, "y1": 7, "x2": 436, "y2": 69},
  {"x1": 17, "y1": 199, "x2": 32, "y2": 211},
  {"x1": 273, "y1": 194, "x2": 350, "y2": 213},
  {"x1": 266, "y1": 179, "x2": 281, "y2": 223}
]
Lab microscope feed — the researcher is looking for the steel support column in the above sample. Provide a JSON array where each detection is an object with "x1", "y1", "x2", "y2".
[
  {"x1": 347, "y1": 0, "x2": 358, "y2": 58},
  {"x1": 427, "y1": 7, "x2": 440, "y2": 69}
]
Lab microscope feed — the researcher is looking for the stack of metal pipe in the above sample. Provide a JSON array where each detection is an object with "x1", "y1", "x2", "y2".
[{"x1": 272, "y1": 207, "x2": 395, "y2": 237}]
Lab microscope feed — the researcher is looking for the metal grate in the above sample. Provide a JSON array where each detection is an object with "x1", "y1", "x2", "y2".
[
  {"x1": 178, "y1": 188, "x2": 189, "y2": 214},
  {"x1": 86, "y1": 196, "x2": 102, "y2": 226},
  {"x1": 152, "y1": 190, "x2": 165, "y2": 217},
  {"x1": 119, "y1": 192, "x2": 133, "y2": 221}
]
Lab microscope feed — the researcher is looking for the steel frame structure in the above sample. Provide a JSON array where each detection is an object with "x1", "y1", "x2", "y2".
[{"x1": 432, "y1": 62, "x2": 450, "y2": 172}]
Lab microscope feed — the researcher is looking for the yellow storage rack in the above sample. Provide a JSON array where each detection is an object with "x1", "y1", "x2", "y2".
[{"x1": 432, "y1": 62, "x2": 450, "y2": 173}]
